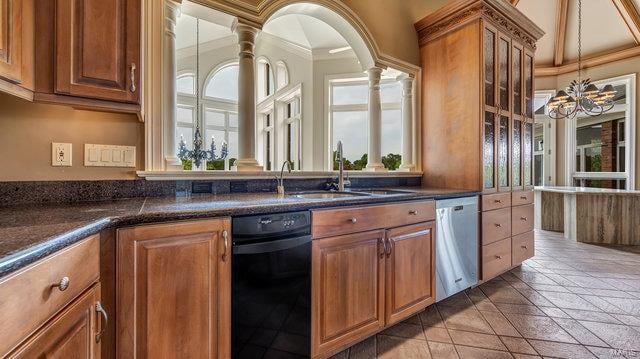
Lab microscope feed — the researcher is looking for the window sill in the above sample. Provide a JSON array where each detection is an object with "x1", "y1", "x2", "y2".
[{"x1": 136, "y1": 170, "x2": 423, "y2": 181}]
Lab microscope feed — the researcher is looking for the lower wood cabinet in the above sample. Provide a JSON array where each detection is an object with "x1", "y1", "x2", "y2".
[
  {"x1": 117, "y1": 218, "x2": 231, "y2": 358},
  {"x1": 311, "y1": 216, "x2": 435, "y2": 358},
  {"x1": 7, "y1": 283, "x2": 102, "y2": 358}
]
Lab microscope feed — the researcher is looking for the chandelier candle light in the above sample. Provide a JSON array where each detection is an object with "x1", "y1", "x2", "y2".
[
  {"x1": 546, "y1": 0, "x2": 617, "y2": 120},
  {"x1": 177, "y1": 18, "x2": 228, "y2": 169}
]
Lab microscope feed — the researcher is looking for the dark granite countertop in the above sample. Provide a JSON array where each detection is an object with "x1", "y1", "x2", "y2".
[{"x1": 0, "y1": 187, "x2": 477, "y2": 278}]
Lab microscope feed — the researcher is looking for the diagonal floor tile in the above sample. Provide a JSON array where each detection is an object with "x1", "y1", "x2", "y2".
[
  {"x1": 376, "y1": 335, "x2": 431, "y2": 359},
  {"x1": 454, "y1": 345, "x2": 512, "y2": 359},
  {"x1": 537, "y1": 291, "x2": 601, "y2": 311},
  {"x1": 438, "y1": 306, "x2": 494, "y2": 334},
  {"x1": 502, "y1": 312, "x2": 577, "y2": 343},
  {"x1": 528, "y1": 339, "x2": 597, "y2": 358},
  {"x1": 480, "y1": 310, "x2": 521, "y2": 337},
  {"x1": 551, "y1": 318, "x2": 608, "y2": 347},
  {"x1": 427, "y1": 341, "x2": 459, "y2": 359},
  {"x1": 447, "y1": 329, "x2": 507, "y2": 351},
  {"x1": 499, "y1": 336, "x2": 538, "y2": 355},
  {"x1": 579, "y1": 321, "x2": 640, "y2": 351}
]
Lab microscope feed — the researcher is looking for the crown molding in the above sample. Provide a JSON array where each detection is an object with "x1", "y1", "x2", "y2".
[
  {"x1": 535, "y1": 45, "x2": 640, "y2": 76},
  {"x1": 256, "y1": 32, "x2": 313, "y2": 59}
]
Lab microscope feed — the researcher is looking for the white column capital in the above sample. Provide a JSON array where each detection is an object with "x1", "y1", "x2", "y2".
[{"x1": 164, "y1": 0, "x2": 180, "y2": 36}]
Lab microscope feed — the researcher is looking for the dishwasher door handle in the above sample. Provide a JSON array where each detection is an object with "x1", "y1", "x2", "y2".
[{"x1": 233, "y1": 235, "x2": 312, "y2": 255}]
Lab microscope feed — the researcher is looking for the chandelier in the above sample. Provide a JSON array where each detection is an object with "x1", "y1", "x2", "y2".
[{"x1": 546, "y1": 0, "x2": 617, "y2": 119}]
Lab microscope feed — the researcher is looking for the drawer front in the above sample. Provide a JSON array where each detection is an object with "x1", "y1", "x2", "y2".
[
  {"x1": 512, "y1": 231, "x2": 534, "y2": 265},
  {"x1": 512, "y1": 204, "x2": 534, "y2": 235},
  {"x1": 482, "y1": 192, "x2": 511, "y2": 211},
  {"x1": 312, "y1": 201, "x2": 435, "y2": 239},
  {"x1": 482, "y1": 238, "x2": 512, "y2": 280},
  {"x1": 0, "y1": 235, "x2": 100, "y2": 356},
  {"x1": 481, "y1": 207, "x2": 511, "y2": 245},
  {"x1": 512, "y1": 190, "x2": 534, "y2": 206}
]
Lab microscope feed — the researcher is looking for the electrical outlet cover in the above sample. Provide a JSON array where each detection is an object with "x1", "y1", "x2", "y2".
[{"x1": 52, "y1": 143, "x2": 72, "y2": 166}]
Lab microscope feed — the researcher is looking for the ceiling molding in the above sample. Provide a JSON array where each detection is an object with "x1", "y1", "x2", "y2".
[
  {"x1": 536, "y1": 45, "x2": 640, "y2": 76},
  {"x1": 554, "y1": 0, "x2": 569, "y2": 66},
  {"x1": 612, "y1": 0, "x2": 640, "y2": 44}
]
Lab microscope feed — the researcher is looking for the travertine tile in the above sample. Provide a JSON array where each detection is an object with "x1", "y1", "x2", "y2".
[
  {"x1": 537, "y1": 291, "x2": 601, "y2": 311},
  {"x1": 551, "y1": 318, "x2": 608, "y2": 347},
  {"x1": 528, "y1": 339, "x2": 597, "y2": 358},
  {"x1": 500, "y1": 336, "x2": 537, "y2": 355},
  {"x1": 380, "y1": 322, "x2": 425, "y2": 341},
  {"x1": 579, "y1": 321, "x2": 640, "y2": 351},
  {"x1": 423, "y1": 327, "x2": 452, "y2": 343},
  {"x1": 427, "y1": 341, "x2": 459, "y2": 359},
  {"x1": 454, "y1": 345, "x2": 512, "y2": 359},
  {"x1": 348, "y1": 336, "x2": 376, "y2": 359},
  {"x1": 438, "y1": 306, "x2": 493, "y2": 334},
  {"x1": 480, "y1": 310, "x2": 521, "y2": 337},
  {"x1": 502, "y1": 313, "x2": 577, "y2": 343},
  {"x1": 376, "y1": 335, "x2": 431, "y2": 359},
  {"x1": 447, "y1": 329, "x2": 506, "y2": 351}
]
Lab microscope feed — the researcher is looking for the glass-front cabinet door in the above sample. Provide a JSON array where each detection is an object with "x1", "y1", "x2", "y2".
[
  {"x1": 498, "y1": 115, "x2": 510, "y2": 190},
  {"x1": 523, "y1": 121, "x2": 534, "y2": 187},
  {"x1": 512, "y1": 45, "x2": 523, "y2": 116},
  {"x1": 484, "y1": 27, "x2": 496, "y2": 109},
  {"x1": 524, "y1": 53, "x2": 534, "y2": 118},
  {"x1": 498, "y1": 36, "x2": 510, "y2": 112},
  {"x1": 512, "y1": 118, "x2": 522, "y2": 190},
  {"x1": 484, "y1": 112, "x2": 496, "y2": 191}
]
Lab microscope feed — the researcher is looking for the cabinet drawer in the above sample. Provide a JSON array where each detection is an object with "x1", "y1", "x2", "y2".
[
  {"x1": 512, "y1": 204, "x2": 534, "y2": 235},
  {"x1": 312, "y1": 201, "x2": 435, "y2": 239},
  {"x1": 482, "y1": 192, "x2": 511, "y2": 211},
  {"x1": 482, "y1": 238, "x2": 512, "y2": 280},
  {"x1": 512, "y1": 231, "x2": 534, "y2": 265},
  {"x1": 481, "y1": 207, "x2": 511, "y2": 245},
  {"x1": 0, "y1": 235, "x2": 100, "y2": 356},
  {"x1": 512, "y1": 190, "x2": 534, "y2": 206}
]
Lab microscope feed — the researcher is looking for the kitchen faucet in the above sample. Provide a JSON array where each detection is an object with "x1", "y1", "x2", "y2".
[
  {"x1": 335, "y1": 141, "x2": 350, "y2": 191},
  {"x1": 276, "y1": 160, "x2": 292, "y2": 195}
]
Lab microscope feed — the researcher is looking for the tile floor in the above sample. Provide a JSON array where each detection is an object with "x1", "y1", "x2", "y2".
[{"x1": 331, "y1": 230, "x2": 640, "y2": 358}]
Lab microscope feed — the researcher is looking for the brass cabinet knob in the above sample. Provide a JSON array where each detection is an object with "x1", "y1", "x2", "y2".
[
  {"x1": 52, "y1": 276, "x2": 70, "y2": 292},
  {"x1": 520, "y1": 196, "x2": 527, "y2": 200},
  {"x1": 348, "y1": 217, "x2": 357, "y2": 223},
  {"x1": 409, "y1": 210, "x2": 419, "y2": 215},
  {"x1": 495, "y1": 223, "x2": 502, "y2": 227},
  {"x1": 494, "y1": 199, "x2": 502, "y2": 203},
  {"x1": 496, "y1": 255, "x2": 503, "y2": 260},
  {"x1": 522, "y1": 245, "x2": 528, "y2": 249},
  {"x1": 521, "y1": 216, "x2": 528, "y2": 221}
]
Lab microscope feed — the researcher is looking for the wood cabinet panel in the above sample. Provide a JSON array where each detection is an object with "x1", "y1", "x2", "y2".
[
  {"x1": 312, "y1": 201, "x2": 435, "y2": 239},
  {"x1": 55, "y1": 0, "x2": 140, "y2": 103},
  {"x1": 512, "y1": 231, "x2": 534, "y2": 265},
  {"x1": 482, "y1": 192, "x2": 511, "y2": 211},
  {"x1": 385, "y1": 222, "x2": 435, "y2": 326},
  {"x1": 0, "y1": 0, "x2": 21, "y2": 82},
  {"x1": 512, "y1": 204, "x2": 534, "y2": 235},
  {"x1": 0, "y1": 235, "x2": 99, "y2": 356},
  {"x1": 117, "y1": 218, "x2": 231, "y2": 359},
  {"x1": 482, "y1": 238, "x2": 511, "y2": 280},
  {"x1": 7, "y1": 284, "x2": 101, "y2": 359},
  {"x1": 512, "y1": 190, "x2": 534, "y2": 206},
  {"x1": 311, "y1": 230, "x2": 385, "y2": 358},
  {"x1": 481, "y1": 207, "x2": 511, "y2": 245}
]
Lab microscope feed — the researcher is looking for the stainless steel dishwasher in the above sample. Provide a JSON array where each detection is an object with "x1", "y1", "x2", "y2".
[{"x1": 435, "y1": 196, "x2": 479, "y2": 302}]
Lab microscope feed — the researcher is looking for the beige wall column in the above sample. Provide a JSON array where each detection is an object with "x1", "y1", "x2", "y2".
[
  {"x1": 399, "y1": 76, "x2": 415, "y2": 171},
  {"x1": 366, "y1": 67, "x2": 386, "y2": 171},
  {"x1": 233, "y1": 23, "x2": 262, "y2": 171},
  {"x1": 162, "y1": 0, "x2": 182, "y2": 169}
]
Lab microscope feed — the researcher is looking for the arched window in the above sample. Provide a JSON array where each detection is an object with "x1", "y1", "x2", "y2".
[
  {"x1": 177, "y1": 73, "x2": 196, "y2": 95},
  {"x1": 256, "y1": 57, "x2": 275, "y2": 102},
  {"x1": 276, "y1": 61, "x2": 289, "y2": 90},
  {"x1": 204, "y1": 63, "x2": 239, "y2": 101}
]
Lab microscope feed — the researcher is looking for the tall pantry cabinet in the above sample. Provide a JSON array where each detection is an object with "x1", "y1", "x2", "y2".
[{"x1": 415, "y1": 0, "x2": 544, "y2": 281}]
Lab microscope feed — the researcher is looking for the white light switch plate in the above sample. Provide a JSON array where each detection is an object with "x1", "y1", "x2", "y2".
[
  {"x1": 52, "y1": 143, "x2": 72, "y2": 166},
  {"x1": 84, "y1": 144, "x2": 136, "y2": 167}
]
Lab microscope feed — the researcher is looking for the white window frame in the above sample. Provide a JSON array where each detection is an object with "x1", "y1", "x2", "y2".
[
  {"x1": 534, "y1": 90, "x2": 557, "y2": 186},
  {"x1": 177, "y1": 72, "x2": 197, "y2": 96},
  {"x1": 565, "y1": 73, "x2": 636, "y2": 189},
  {"x1": 326, "y1": 74, "x2": 402, "y2": 171},
  {"x1": 275, "y1": 83, "x2": 303, "y2": 170}
]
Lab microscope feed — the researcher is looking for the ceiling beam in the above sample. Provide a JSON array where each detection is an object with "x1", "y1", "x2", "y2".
[
  {"x1": 510, "y1": 0, "x2": 520, "y2": 6},
  {"x1": 612, "y1": 0, "x2": 640, "y2": 44},
  {"x1": 554, "y1": 0, "x2": 569, "y2": 67},
  {"x1": 536, "y1": 45, "x2": 640, "y2": 76}
]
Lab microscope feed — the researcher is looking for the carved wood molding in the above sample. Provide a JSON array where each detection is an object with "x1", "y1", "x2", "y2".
[
  {"x1": 481, "y1": 4, "x2": 538, "y2": 50},
  {"x1": 536, "y1": 45, "x2": 640, "y2": 76}
]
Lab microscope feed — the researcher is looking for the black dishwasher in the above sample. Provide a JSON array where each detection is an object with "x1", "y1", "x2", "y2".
[{"x1": 232, "y1": 211, "x2": 311, "y2": 359}]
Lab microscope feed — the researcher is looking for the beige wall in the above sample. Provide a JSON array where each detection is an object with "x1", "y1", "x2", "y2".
[
  {"x1": 0, "y1": 93, "x2": 143, "y2": 181},
  {"x1": 536, "y1": 56, "x2": 640, "y2": 189}
]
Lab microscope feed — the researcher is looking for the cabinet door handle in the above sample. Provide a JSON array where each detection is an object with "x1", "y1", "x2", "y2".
[
  {"x1": 521, "y1": 217, "x2": 528, "y2": 221},
  {"x1": 520, "y1": 196, "x2": 527, "y2": 200},
  {"x1": 52, "y1": 276, "x2": 70, "y2": 292},
  {"x1": 130, "y1": 63, "x2": 137, "y2": 93},
  {"x1": 496, "y1": 255, "x2": 503, "y2": 260},
  {"x1": 521, "y1": 245, "x2": 528, "y2": 249},
  {"x1": 494, "y1": 199, "x2": 502, "y2": 203},
  {"x1": 95, "y1": 302, "x2": 108, "y2": 343},
  {"x1": 495, "y1": 223, "x2": 502, "y2": 228},
  {"x1": 222, "y1": 230, "x2": 229, "y2": 262},
  {"x1": 348, "y1": 217, "x2": 357, "y2": 224},
  {"x1": 385, "y1": 238, "x2": 393, "y2": 257},
  {"x1": 409, "y1": 210, "x2": 419, "y2": 215}
]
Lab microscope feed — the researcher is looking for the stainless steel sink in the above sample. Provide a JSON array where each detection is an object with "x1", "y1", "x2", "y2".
[
  {"x1": 352, "y1": 189, "x2": 410, "y2": 196},
  {"x1": 292, "y1": 191, "x2": 369, "y2": 199}
]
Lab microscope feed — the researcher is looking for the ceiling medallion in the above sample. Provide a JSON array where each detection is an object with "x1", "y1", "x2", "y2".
[{"x1": 546, "y1": 0, "x2": 617, "y2": 120}]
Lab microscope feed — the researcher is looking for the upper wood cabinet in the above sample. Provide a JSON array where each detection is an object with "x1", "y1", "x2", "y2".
[
  {"x1": 416, "y1": 0, "x2": 543, "y2": 193},
  {"x1": 117, "y1": 218, "x2": 231, "y2": 359},
  {"x1": 54, "y1": 0, "x2": 140, "y2": 104},
  {"x1": 0, "y1": 0, "x2": 34, "y2": 99}
]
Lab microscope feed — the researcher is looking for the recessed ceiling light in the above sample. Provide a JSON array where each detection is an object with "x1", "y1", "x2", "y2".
[{"x1": 328, "y1": 46, "x2": 351, "y2": 54}]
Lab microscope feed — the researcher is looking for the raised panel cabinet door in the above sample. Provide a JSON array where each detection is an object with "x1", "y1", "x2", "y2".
[
  {"x1": 311, "y1": 230, "x2": 385, "y2": 358},
  {"x1": 7, "y1": 284, "x2": 101, "y2": 359},
  {"x1": 0, "y1": 0, "x2": 22, "y2": 83},
  {"x1": 117, "y1": 218, "x2": 232, "y2": 359},
  {"x1": 55, "y1": 0, "x2": 140, "y2": 103},
  {"x1": 385, "y1": 222, "x2": 435, "y2": 325}
]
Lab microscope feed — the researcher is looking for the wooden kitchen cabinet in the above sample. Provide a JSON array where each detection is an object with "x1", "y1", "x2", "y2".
[
  {"x1": 7, "y1": 284, "x2": 103, "y2": 359},
  {"x1": 0, "y1": 0, "x2": 34, "y2": 100},
  {"x1": 54, "y1": 0, "x2": 140, "y2": 104},
  {"x1": 416, "y1": 0, "x2": 543, "y2": 282},
  {"x1": 311, "y1": 230, "x2": 386, "y2": 358},
  {"x1": 385, "y1": 222, "x2": 435, "y2": 326},
  {"x1": 117, "y1": 218, "x2": 231, "y2": 359}
]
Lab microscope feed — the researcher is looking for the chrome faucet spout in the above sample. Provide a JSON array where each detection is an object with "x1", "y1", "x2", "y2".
[
  {"x1": 336, "y1": 141, "x2": 345, "y2": 192},
  {"x1": 276, "y1": 160, "x2": 292, "y2": 195}
]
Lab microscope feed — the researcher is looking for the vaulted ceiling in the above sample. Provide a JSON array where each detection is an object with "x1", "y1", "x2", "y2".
[{"x1": 513, "y1": 0, "x2": 640, "y2": 76}]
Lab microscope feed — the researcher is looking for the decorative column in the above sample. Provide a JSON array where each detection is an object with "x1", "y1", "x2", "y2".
[
  {"x1": 162, "y1": 0, "x2": 182, "y2": 169},
  {"x1": 399, "y1": 76, "x2": 415, "y2": 171},
  {"x1": 232, "y1": 23, "x2": 262, "y2": 171},
  {"x1": 365, "y1": 67, "x2": 386, "y2": 172}
]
